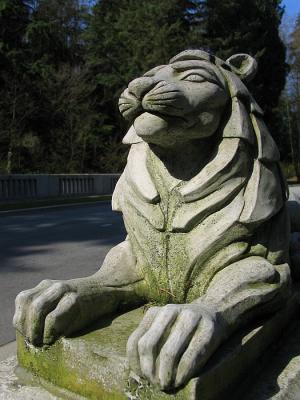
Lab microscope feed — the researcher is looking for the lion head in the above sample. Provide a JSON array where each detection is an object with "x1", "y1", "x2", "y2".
[
  {"x1": 119, "y1": 50, "x2": 231, "y2": 147},
  {"x1": 118, "y1": 50, "x2": 274, "y2": 152}
]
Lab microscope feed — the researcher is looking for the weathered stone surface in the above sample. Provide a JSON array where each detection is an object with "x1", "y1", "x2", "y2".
[
  {"x1": 16, "y1": 291, "x2": 300, "y2": 400},
  {"x1": 0, "y1": 356, "x2": 58, "y2": 400},
  {"x1": 16, "y1": 308, "x2": 142, "y2": 400},
  {"x1": 3, "y1": 310, "x2": 300, "y2": 400},
  {"x1": 14, "y1": 48, "x2": 294, "y2": 394},
  {"x1": 242, "y1": 312, "x2": 300, "y2": 400}
]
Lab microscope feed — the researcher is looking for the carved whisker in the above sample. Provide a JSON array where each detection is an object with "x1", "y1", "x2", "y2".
[
  {"x1": 146, "y1": 98, "x2": 181, "y2": 104},
  {"x1": 119, "y1": 106, "x2": 134, "y2": 113},
  {"x1": 149, "y1": 88, "x2": 181, "y2": 95},
  {"x1": 145, "y1": 104, "x2": 182, "y2": 112},
  {"x1": 146, "y1": 95, "x2": 180, "y2": 101},
  {"x1": 119, "y1": 101, "x2": 135, "y2": 106}
]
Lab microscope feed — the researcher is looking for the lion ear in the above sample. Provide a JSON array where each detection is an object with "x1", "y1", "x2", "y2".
[{"x1": 226, "y1": 54, "x2": 258, "y2": 82}]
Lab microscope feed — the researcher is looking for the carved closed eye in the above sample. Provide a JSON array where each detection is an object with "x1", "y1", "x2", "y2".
[
  {"x1": 175, "y1": 68, "x2": 220, "y2": 85},
  {"x1": 181, "y1": 73, "x2": 206, "y2": 83}
]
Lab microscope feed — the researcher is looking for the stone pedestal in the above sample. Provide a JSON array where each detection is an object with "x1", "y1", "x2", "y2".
[
  {"x1": 16, "y1": 292, "x2": 300, "y2": 400},
  {"x1": 17, "y1": 294, "x2": 298, "y2": 400}
]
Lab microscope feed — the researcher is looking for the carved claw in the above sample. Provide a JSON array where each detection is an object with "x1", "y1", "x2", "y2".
[{"x1": 127, "y1": 303, "x2": 222, "y2": 390}]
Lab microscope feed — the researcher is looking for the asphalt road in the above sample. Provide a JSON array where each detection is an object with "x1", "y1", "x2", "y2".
[{"x1": 0, "y1": 202, "x2": 126, "y2": 346}]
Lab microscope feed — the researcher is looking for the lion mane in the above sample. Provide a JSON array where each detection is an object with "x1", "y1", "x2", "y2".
[{"x1": 112, "y1": 50, "x2": 290, "y2": 304}]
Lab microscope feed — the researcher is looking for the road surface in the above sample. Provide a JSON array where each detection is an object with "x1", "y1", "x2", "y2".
[{"x1": 0, "y1": 202, "x2": 126, "y2": 345}]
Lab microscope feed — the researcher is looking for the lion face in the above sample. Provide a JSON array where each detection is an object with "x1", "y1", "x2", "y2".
[{"x1": 119, "y1": 59, "x2": 229, "y2": 147}]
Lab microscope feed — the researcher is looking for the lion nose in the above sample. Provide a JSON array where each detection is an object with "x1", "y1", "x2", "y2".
[{"x1": 128, "y1": 77, "x2": 156, "y2": 100}]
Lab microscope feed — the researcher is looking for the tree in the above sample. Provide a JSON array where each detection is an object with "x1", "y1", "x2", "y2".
[
  {"x1": 0, "y1": 0, "x2": 290, "y2": 173},
  {"x1": 0, "y1": 0, "x2": 95, "y2": 173},
  {"x1": 39, "y1": 65, "x2": 97, "y2": 173},
  {"x1": 26, "y1": 0, "x2": 86, "y2": 67},
  {"x1": 289, "y1": 14, "x2": 300, "y2": 133},
  {"x1": 0, "y1": 0, "x2": 35, "y2": 172},
  {"x1": 285, "y1": 14, "x2": 300, "y2": 180},
  {"x1": 23, "y1": 0, "x2": 95, "y2": 173}
]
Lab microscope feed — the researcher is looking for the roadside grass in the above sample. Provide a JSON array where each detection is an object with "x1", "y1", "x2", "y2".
[{"x1": 0, "y1": 195, "x2": 112, "y2": 211}]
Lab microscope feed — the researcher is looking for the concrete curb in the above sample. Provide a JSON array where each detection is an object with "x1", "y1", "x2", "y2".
[{"x1": 0, "y1": 341, "x2": 16, "y2": 362}]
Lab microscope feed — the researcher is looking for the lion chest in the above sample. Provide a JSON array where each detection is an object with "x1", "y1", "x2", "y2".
[
  {"x1": 121, "y1": 185, "x2": 192, "y2": 304},
  {"x1": 112, "y1": 142, "x2": 247, "y2": 303}
]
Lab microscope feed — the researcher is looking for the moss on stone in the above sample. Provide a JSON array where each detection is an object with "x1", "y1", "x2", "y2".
[
  {"x1": 16, "y1": 295, "x2": 300, "y2": 400},
  {"x1": 16, "y1": 309, "x2": 145, "y2": 400},
  {"x1": 17, "y1": 333, "x2": 126, "y2": 400}
]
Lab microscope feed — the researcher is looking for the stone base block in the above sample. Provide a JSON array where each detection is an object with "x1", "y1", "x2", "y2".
[{"x1": 16, "y1": 292, "x2": 300, "y2": 400}]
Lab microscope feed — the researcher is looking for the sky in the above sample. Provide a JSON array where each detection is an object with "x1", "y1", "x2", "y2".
[{"x1": 282, "y1": 0, "x2": 300, "y2": 17}]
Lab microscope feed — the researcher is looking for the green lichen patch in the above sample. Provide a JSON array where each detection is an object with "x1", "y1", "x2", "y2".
[
  {"x1": 16, "y1": 308, "x2": 146, "y2": 399},
  {"x1": 16, "y1": 295, "x2": 300, "y2": 400}
]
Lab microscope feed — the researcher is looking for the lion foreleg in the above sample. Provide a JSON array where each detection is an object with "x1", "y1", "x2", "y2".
[
  {"x1": 14, "y1": 239, "x2": 145, "y2": 345},
  {"x1": 199, "y1": 256, "x2": 291, "y2": 331},
  {"x1": 173, "y1": 257, "x2": 291, "y2": 387}
]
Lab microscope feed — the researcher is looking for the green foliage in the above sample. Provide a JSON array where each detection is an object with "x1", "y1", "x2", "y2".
[
  {"x1": 0, "y1": 0, "x2": 96, "y2": 173},
  {"x1": 284, "y1": 13, "x2": 300, "y2": 179},
  {"x1": 0, "y1": 0, "x2": 33, "y2": 173},
  {"x1": 0, "y1": 0, "x2": 291, "y2": 173}
]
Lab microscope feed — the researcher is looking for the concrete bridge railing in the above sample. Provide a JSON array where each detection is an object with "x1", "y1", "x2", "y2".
[{"x1": 0, "y1": 174, "x2": 120, "y2": 201}]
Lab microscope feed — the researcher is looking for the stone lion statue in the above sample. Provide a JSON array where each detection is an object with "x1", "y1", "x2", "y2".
[{"x1": 14, "y1": 50, "x2": 291, "y2": 391}]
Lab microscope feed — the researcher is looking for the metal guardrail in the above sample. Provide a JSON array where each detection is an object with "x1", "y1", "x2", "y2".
[{"x1": 0, "y1": 174, "x2": 120, "y2": 201}]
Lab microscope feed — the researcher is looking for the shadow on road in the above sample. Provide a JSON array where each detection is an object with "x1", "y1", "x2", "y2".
[
  {"x1": 0, "y1": 203, "x2": 126, "y2": 345},
  {"x1": 0, "y1": 203, "x2": 126, "y2": 274}
]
